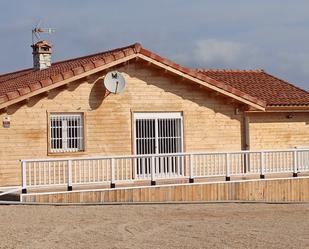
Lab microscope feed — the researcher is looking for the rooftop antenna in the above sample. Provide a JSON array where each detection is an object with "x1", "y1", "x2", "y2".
[{"x1": 32, "y1": 21, "x2": 56, "y2": 44}]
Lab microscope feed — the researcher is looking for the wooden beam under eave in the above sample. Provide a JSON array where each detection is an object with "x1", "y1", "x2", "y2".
[
  {"x1": 246, "y1": 106, "x2": 309, "y2": 113},
  {"x1": 265, "y1": 106, "x2": 309, "y2": 112}
]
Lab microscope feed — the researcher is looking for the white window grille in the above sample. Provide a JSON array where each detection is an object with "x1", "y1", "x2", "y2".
[
  {"x1": 133, "y1": 112, "x2": 183, "y2": 176},
  {"x1": 50, "y1": 113, "x2": 84, "y2": 153},
  {"x1": 134, "y1": 112, "x2": 183, "y2": 155}
]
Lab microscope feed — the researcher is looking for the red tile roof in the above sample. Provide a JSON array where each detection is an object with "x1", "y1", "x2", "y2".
[
  {"x1": 0, "y1": 42, "x2": 308, "y2": 109},
  {"x1": 197, "y1": 69, "x2": 309, "y2": 107},
  {"x1": 0, "y1": 43, "x2": 139, "y2": 103}
]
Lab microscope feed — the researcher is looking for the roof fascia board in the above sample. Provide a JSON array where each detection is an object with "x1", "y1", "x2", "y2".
[
  {"x1": 137, "y1": 54, "x2": 265, "y2": 111},
  {"x1": 0, "y1": 54, "x2": 137, "y2": 110},
  {"x1": 247, "y1": 106, "x2": 309, "y2": 113}
]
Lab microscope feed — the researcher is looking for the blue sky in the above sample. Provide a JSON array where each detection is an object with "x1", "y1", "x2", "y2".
[{"x1": 0, "y1": 0, "x2": 308, "y2": 90}]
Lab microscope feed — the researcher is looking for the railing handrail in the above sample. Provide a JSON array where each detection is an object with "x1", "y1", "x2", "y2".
[
  {"x1": 20, "y1": 148, "x2": 309, "y2": 163},
  {"x1": 20, "y1": 147, "x2": 309, "y2": 193}
]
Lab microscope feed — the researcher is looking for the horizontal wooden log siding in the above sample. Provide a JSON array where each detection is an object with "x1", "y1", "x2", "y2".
[
  {"x1": 21, "y1": 177, "x2": 309, "y2": 203},
  {"x1": 0, "y1": 63, "x2": 243, "y2": 186}
]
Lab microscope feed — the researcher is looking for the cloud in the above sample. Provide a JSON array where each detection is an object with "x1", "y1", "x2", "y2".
[
  {"x1": 172, "y1": 38, "x2": 309, "y2": 90},
  {"x1": 193, "y1": 39, "x2": 258, "y2": 66},
  {"x1": 0, "y1": 1, "x2": 308, "y2": 90}
]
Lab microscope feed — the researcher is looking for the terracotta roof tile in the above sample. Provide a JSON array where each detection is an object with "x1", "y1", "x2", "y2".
[
  {"x1": 0, "y1": 42, "x2": 308, "y2": 109},
  {"x1": 0, "y1": 43, "x2": 138, "y2": 103},
  {"x1": 197, "y1": 69, "x2": 309, "y2": 106}
]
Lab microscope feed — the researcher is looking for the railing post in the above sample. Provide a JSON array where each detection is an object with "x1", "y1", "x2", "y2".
[
  {"x1": 110, "y1": 158, "x2": 115, "y2": 188},
  {"x1": 67, "y1": 160, "x2": 72, "y2": 191},
  {"x1": 260, "y1": 152, "x2": 265, "y2": 179},
  {"x1": 225, "y1": 153, "x2": 231, "y2": 181},
  {"x1": 293, "y1": 150, "x2": 298, "y2": 177},
  {"x1": 189, "y1": 154, "x2": 194, "y2": 183},
  {"x1": 21, "y1": 161, "x2": 27, "y2": 194},
  {"x1": 151, "y1": 156, "x2": 156, "y2": 186}
]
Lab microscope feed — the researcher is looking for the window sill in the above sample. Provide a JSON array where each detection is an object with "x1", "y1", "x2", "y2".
[{"x1": 47, "y1": 151, "x2": 86, "y2": 157}]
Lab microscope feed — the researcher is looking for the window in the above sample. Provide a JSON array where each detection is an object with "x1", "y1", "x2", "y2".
[
  {"x1": 134, "y1": 112, "x2": 183, "y2": 155},
  {"x1": 50, "y1": 113, "x2": 84, "y2": 153},
  {"x1": 133, "y1": 112, "x2": 183, "y2": 175}
]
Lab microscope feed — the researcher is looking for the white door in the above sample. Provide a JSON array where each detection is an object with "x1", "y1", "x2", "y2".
[{"x1": 133, "y1": 112, "x2": 183, "y2": 177}]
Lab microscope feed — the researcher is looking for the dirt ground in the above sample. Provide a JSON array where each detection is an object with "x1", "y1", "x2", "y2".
[{"x1": 0, "y1": 203, "x2": 308, "y2": 249}]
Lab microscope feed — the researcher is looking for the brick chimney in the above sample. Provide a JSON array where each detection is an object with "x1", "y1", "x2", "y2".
[{"x1": 31, "y1": 40, "x2": 52, "y2": 70}]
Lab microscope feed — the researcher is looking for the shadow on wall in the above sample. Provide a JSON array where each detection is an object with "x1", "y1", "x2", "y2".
[
  {"x1": 126, "y1": 62, "x2": 242, "y2": 121},
  {"x1": 89, "y1": 77, "x2": 106, "y2": 110}
]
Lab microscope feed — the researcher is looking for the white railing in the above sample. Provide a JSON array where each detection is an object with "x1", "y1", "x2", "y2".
[{"x1": 21, "y1": 148, "x2": 309, "y2": 192}]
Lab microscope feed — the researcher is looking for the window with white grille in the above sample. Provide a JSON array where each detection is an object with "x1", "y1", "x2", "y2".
[
  {"x1": 133, "y1": 112, "x2": 183, "y2": 176},
  {"x1": 50, "y1": 113, "x2": 84, "y2": 153}
]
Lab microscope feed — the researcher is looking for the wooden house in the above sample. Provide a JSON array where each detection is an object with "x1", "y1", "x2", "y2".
[{"x1": 0, "y1": 41, "x2": 309, "y2": 188}]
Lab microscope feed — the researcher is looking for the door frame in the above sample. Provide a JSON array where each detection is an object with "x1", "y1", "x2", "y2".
[{"x1": 132, "y1": 112, "x2": 184, "y2": 156}]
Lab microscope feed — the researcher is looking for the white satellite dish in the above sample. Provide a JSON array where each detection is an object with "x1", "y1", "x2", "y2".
[{"x1": 103, "y1": 71, "x2": 126, "y2": 94}]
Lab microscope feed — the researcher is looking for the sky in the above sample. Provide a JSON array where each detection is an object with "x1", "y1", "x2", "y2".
[{"x1": 0, "y1": 0, "x2": 308, "y2": 90}]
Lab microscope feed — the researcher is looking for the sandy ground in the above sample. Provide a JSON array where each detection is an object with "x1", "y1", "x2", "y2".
[{"x1": 0, "y1": 203, "x2": 308, "y2": 249}]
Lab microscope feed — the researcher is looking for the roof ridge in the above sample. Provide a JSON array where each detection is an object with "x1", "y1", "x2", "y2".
[
  {"x1": 0, "y1": 68, "x2": 33, "y2": 81},
  {"x1": 0, "y1": 43, "x2": 140, "y2": 77},
  {"x1": 51, "y1": 42, "x2": 140, "y2": 66},
  {"x1": 196, "y1": 68, "x2": 264, "y2": 73},
  {"x1": 0, "y1": 42, "x2": 307, "y2": 109},
  {"x1": 0, "y1": 42, "x2": 141, "y2": 85}
]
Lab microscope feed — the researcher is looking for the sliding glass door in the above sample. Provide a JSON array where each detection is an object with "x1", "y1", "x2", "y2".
[{"x1": 133, "y1": 112, "x2": 183, "y2": 177}]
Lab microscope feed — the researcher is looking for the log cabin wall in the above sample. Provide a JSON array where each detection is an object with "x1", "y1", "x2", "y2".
[
  {"x1": 0, "y1": 62, "x2": 243, "y2": 186},
  {"x1": 249, "y1": 112, "x2": 309, "y2": 150}
]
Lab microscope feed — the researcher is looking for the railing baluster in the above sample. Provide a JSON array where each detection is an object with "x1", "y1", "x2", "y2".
[
  {"x1": 74, "y1": 161, "x2": 76, "y2": 184},
  {"x1": 58, "y1": 161, "x2": 61, "y2": 184},
  {"x1": 225, "y1": 153, "x2": 230, "y2": 181},
  {"x1": 106, "y1": 159, "x2": 109, "y2": 182},
  {"x1": 22, "y1": 161, "x2": 27, "y2": 193},
  {"x1": 189, "y1": 154, "x2": 194, "y2": 183},
  {"x1": 29, "y1": 163, "x2": 32, "y2": 187},
  {"x1": 97, "y1": 160, "x2": 100, "y2": 182},
  {"x1": 38, "y1": 162, "x2": 41, "y2": 185},
  {"x1": 48, "y1": 162, "x2": 51, "y2": 185},
  {"x1": 110, "y1": 158, "x2": 115, "y2": 188},
  {"x1": 33, "y1": 162, "x2": 36, "y2": 186},
  {"x1": 102, "y1": 160, "x2": 105, "y2": 181},
  {"x1": 88, "y1": 160, "x2": 90, "y2": 182},
  {"x1": 62, "y1": 162, "x2": 66, "y2": 184},
  {"x1": 68, "y1": 160, "x2": 72, "y2": 191},
  {"x1": 260, "y1": 152, "x2": 265, "y2": 179},
  {"x1": 151, "y1": 156, "x2": 156, "y2": 185},
  {"x1": 92, "y1": 160, "x2": 95, "y2": 182},
  {"x1": 44, "y1": 162, "x2": 46, "y2": 185},
  {"x1": 53, "y1": 161, "x2": 56, "y2": 184},
  {"x1": 121, "y1": 159, "x2": 124, "y2": 181},
  {"x1": 293, "y1": 150, "x2": 298, "y2": 177}
]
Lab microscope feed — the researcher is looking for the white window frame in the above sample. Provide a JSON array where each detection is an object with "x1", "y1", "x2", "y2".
[
  {"x1": 49, "y1": 113, "x2": 84, "y2": 153},
  {"x1": 133, "y1": 112, "x2": 184, "y2": 155}
]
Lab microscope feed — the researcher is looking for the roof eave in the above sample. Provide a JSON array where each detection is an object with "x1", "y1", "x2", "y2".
[
  {"x1": 245, "y1": 105, "x2": 309, "y2": 113},
  {"x1": 137, "y1": 51, "x2": 266, "y2": 111},
  {"x1": 266, "y1": 105, "x2": 309, "y2": 112},
  {"x1": 0, "y1": 43, "x2": 267, "y2": 112},
  {"x1": 0, "y1": 54, "x2": 138, "y2": 111}
]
